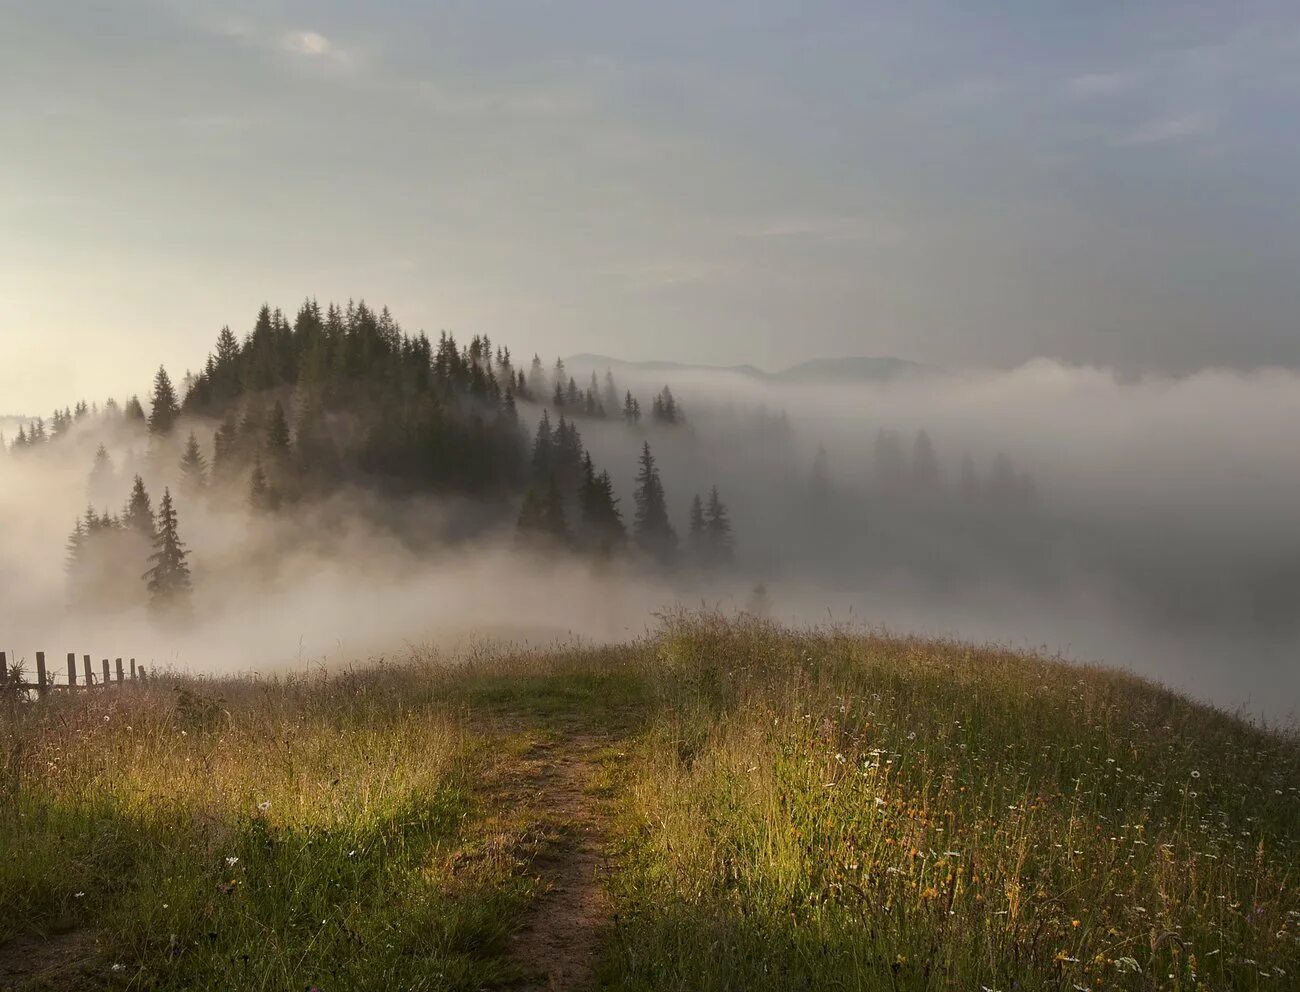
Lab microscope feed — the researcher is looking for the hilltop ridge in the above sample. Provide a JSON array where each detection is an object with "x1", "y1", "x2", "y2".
[{"x1": 566, "y1": 353, "x2": 938, "y2": 384}]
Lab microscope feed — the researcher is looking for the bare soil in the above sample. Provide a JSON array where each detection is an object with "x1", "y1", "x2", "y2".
[
  {"x1": 0, "y1": 929, "x2": 100, "y2": 991},
  {"x1": 501, "y1": 733, "x2": 612, "y2": 992}
]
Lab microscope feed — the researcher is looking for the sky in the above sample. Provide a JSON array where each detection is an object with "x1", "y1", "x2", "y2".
[{"x1": 4, "y1": 0, "x2": 1300, "y2": 413}]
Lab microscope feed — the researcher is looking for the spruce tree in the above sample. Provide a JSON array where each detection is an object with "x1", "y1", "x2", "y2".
[
  {"x1": 579, "y1": 453, "x2": 625, "y2": 552},
  {"x1": 88, "y1": 444, "x2": 115, "y2": 499},
  {"x1": 603, "y1": 370, "x2": 620, "y2": 414},
  {"x1": 179, "y1": 432, "x2": 208, "y2": 491},
  {"x1": 65, "y1": 517, "x2": 93, "y2": 608},
  {"x1": 516, "y1": 487, "x2": 546, "y2": 542},
  {"x1": 632, "y1": 442, "x2": 676, "y2": 564},
  {"x1": 265, "y1": 400, "x2": 291, "y2": 458},
  {"x1": 144, "y1": 487, "x2": 192, "y2": 610},
  {"x1": 123, "y1": 475, "x2": 155, "y2": 540},
  {"x1": 248, "y1": 459, "x2": 279, "y2": 512},
  {"x1": 148, "y1": 366, "x2": 180, "y2": 435},
  {"x1": 623, "y1": 391, "x2": 641, "y2": 424},
  {"x1": 530, "y1": 411, "x2": 554, "y2": 480},
  {"x1": 688, "y1": 493, "x2": 707, "y2": 563},
  {"x1": 541, "y1": 476, "x2": 570, "y2": 545},
  {"x1": 704, "y1": 485, "x2": 734, "y2": 566},
  {"x1": 124, "y1": 395, "x2": 147, "y2": 423},
  {"x1": 212, "y1": 412, "x2": 239, "y2": 477}
]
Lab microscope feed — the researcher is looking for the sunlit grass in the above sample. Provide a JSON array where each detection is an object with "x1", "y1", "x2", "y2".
[
  {"x1": 3, "y1": 618, "x2": 1297, "y2": 990},
  {"x1": 0, "y1": 665, "x2": 529, "y2": 990},
  {"x1": 602, "y1": 617, "x2": 1300, "y2": 991}
]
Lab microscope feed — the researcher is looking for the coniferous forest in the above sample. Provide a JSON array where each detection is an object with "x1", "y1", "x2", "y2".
[{"x1": 3, "y1": 300, "x2": 741, "y2": 618}]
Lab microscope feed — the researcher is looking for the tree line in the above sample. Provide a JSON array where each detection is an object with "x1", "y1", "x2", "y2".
[{"x1": 16, "y1": 299, "x2": 737, "y2": 617}]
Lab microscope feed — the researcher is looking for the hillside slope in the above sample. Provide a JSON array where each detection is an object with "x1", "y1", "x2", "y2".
[{"x1": 1, "y1": 618, "x2": 1296, "y2": 991}]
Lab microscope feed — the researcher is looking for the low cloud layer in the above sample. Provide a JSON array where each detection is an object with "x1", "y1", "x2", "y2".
[{"x1": 3, "y1": 357, "x2": 1299, "y2": 723}]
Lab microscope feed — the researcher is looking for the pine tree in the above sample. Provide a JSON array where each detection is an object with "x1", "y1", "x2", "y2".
[
  {"x1": 248, "y1": 459, "x2": 279, "y2": 512},
  {"x1": 623, "y1": 391, "x2": 641, "y2": 425},
  {"x1": 632, "y1": 442, "x2": 676, "y2": 565},
  {"x1": 651, "y1": 386, "x2": 680, "y2": 424},
  {"x1": 179, "y1": 432, "x2": 207, "y2": 491},
  {"x1": 516, "y1": 476, "x2": 569, "y2": 547},
  {"x1": 516, "y1": 487, "x2": 546, "y2": 542},
  {"x1": 123, "y1": 475, "x2": 155, "y2": 540},
  {"x1": 88, "y1": 444, "x2": 115, "y2": 500},
  {"x1": 144, "y1": 487, "x2": 192, "y2": 610},
  {"x1": 541, "y1": 476, "x2": 569, "y2": 544},
  {"x1": 528, "y1": 354, "x2": 546, "y2": 398},
  {"x1": 530, "y1": 411, "x2": 554, "y2": 480},
  {"x1": 603, "y1": 370, "x2": 620, "y2": 414},
  {"x1": 212, "y1": 412, "x2": 239, "y2": 477},
  {"x1": 704, "y1": 485, "x2": 734, "y2": 566},
  {"x1": 65, "y1": 518, "x2": 86, "y2": 573},
  {"x1": 124, "y1": 395, "x2": 147, "y2": 423},
  {"x1": 265, "y1": 400, "x2": 291, "y2": 460},
  {"x1": 688, "y1": 493, "x2": 707, "y2": 563},
  {"x1": 579, "y1": 453, "x2": 625, "y2": 552},
  {"x1": 148, "y1": 366, "x2": 180, "y2": 435}
]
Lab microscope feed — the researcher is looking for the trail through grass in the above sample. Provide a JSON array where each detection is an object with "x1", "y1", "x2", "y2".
[{"x1": 2, "y1": 618, "x2": 1297, "y2": 991}]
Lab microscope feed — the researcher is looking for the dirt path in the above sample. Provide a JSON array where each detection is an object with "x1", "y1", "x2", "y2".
[{"x1": 501, "y1": 732, "x2": 612, "y2": 992}]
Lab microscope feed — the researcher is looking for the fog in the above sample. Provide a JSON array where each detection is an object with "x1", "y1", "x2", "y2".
[{"x1": 3, "y1": 358, "x2": 1299, "y2": 723}]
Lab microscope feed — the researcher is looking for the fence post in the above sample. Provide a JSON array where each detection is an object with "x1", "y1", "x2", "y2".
[
  {"x1": 0, "y1": 651, "x2": 6, "y2": 687},
  {"x1": 68, "y1": 653, "x2": 77, "y2": 688},
  {"x1": 83, "y1": 655, "x2": 92, "y2": 685},
  {"x1": 101, "y1": 658, "x2": 109, "y2": 685},
  {"x1": 130, "y1": 658, "x2": 137, "y2": 681},
  {"x1": 138, "y1": 664, "x2": 147, "y2": 682},
  {"x1": 115, "y1": 658, "x2": 124, "y2": 683},
  {"x1": 36, "y1": 652, "x2": 48, "y2": 698}
]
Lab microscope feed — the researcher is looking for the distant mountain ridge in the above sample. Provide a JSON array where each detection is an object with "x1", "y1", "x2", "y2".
[{"x1": 567, "y1": 353, "x2": 937, "y2": 384}]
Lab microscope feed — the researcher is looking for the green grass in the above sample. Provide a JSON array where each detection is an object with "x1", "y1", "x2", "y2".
[
  {"x1": 0, "y1": 665, "x2": 533, "y2": 991},
  {"x1": 3, "y1": 617, "x2": 1297, "y2": 991},
  {"x1": 601, "y1": 618, "x2": 1300, "y2": 992}
]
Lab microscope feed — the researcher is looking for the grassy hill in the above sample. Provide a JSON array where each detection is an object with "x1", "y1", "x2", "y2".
[{"x1": 2, "y1": 618, "x2": 1297, "y2": 990}]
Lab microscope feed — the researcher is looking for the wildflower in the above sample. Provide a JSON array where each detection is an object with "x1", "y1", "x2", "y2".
[
  {"x1": 257, "y1": 801, "x2": 272, "y2": 812},
  {"x1": 225, "y1": 856, "x2": 239, "y2": 868},
  {"x1": 74, "y1": 892, "x2": 85, "y2": 899},
  {"x1": 111, "y1": 963, "x2": 124, "y2": 972}
]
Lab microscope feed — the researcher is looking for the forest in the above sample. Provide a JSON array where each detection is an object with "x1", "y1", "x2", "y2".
[{"x1": 2, "y1": 301, "x2": 735, "y2": 617}]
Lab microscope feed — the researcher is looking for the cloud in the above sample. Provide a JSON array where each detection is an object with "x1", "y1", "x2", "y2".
[
  {"x1": 1116, "y1": 111, "x2": 1217, "y2": 146},
  {"x1": 281, "y1": 30, "x2": 352, "y2": 65}
]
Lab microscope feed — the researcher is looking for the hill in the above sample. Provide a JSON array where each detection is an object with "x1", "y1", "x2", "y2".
[
  {"x1": 2, "y1": 617, "x2": 1295, "y2": 990},
  {"x1": 567, "y1": 353, "x2": 938, "y2": 385}
]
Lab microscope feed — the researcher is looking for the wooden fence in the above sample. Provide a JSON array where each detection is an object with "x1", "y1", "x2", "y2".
[{"x1": 0, "y1": 651, "x2": 148, "y2": 698}]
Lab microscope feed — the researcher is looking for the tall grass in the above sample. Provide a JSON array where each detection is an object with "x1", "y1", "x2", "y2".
[
  {"x1": 0, "y1": 665, "x2": 529, "y2": 990},
  {"x1": 4, "y1": 619, "x2": 1297, "y2": 990},
  {"x1": 603, "y1": 618, "x2": 1300, "y2": 991}
]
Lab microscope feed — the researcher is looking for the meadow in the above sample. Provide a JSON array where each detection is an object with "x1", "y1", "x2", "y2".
[{"x1": 1, "y1": 617, "x2": 1297, "y2": 991}]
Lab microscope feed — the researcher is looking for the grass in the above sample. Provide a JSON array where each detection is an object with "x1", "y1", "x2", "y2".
[
  {"x1": 0, "y1": 664, "x2": 535, "y2": 990},
  {"x1": 2, "y1": 617, "x2": 1297, "y2": 990},
  {"x1": 602, "y1": 618, "x2": 1300, "y2": 992}
]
